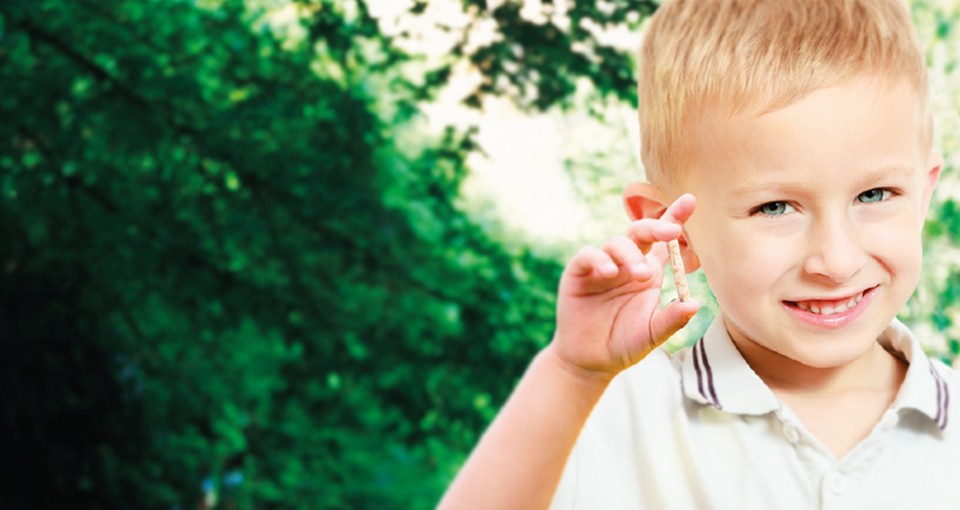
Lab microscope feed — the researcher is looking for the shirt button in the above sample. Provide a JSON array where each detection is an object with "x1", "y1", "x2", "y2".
[
  {"x1": 826, "y1": 472, "x2": 847, "y2": 494},
  {"x1": 783, "y1": 425, "x2": 800, "y2": 443}
]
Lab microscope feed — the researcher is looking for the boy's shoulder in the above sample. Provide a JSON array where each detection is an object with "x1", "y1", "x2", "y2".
[{"x1": 588, "y1": 346, "x2": 685, "y2": 433}]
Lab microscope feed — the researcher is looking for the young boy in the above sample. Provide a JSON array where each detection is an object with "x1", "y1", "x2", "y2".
[{"x1": 440, "y1": 0, "x2": 957, "y2": 508}]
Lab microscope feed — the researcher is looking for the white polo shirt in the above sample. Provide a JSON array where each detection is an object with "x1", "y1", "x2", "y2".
[{"x1": 550, "y1": 318, "x2": 960, "y2": 509}]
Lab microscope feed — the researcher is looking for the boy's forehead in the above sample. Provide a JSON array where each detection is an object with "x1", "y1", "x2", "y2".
[
  {"x1": 687, "y1": 76, "x2": 924, "y2": 129},
  {"x1": 672, "y1": 79, "x2": 928, "y2": 195}
]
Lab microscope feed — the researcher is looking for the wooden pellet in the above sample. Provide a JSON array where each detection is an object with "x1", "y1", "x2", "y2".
[{"x1": 667, "y1": 239, "x2": 691, "y2": 302}]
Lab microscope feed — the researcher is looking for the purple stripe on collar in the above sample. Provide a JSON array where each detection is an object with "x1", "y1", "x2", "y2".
[
  {"x1": 929, "y1": 360, "x2": 949, "y2": 431},
  {"x1": 944, "y1": 380, "x2": 951, "y2": 430},
  {"x1": 693, "y1": 338, "x2": 721, "y2": 409},
  {"x1": 693, "y1": 339, "x2": 706, "y2": 401},
  {"x1": 701, "y1": 340, "x2": 721, "y2": 408}
]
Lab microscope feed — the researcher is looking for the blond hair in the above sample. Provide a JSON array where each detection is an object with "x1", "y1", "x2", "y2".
[{"x1": 638, "y1": 0, "x2": 931, "y2": 186}]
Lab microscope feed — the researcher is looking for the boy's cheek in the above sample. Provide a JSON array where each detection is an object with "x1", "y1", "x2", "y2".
[{"x1": 871, "y1": 223, "x2": 925, "y2": 276}]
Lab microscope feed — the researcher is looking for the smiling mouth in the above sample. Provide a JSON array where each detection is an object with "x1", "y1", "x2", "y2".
[{"x1": 785, "y1": 287, "x2": 876, "y2": 316}]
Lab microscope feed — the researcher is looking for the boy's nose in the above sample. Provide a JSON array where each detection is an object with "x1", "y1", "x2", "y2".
[{"x1": 801, "y1": 216, "x2": 867, "y2": 284}]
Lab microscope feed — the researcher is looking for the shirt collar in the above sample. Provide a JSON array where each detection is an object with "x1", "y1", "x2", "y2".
[
  {"x1": 680, "y1": 318, "x2": 780, "y2": 415},
  {"x1": 879, "y1": 320, "x2": 951, "y2": 431},
  {"x1": 680, "y1": 317, "x2": 951, "y2": 431}
]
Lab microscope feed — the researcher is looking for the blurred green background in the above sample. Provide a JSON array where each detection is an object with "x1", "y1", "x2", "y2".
[{"x1": 0, "y1": 0, "x2": 957, "y2": 508}]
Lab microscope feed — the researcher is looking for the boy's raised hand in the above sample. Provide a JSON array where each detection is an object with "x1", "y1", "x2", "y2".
[
  {"x1": 550, "y1": 193, "x2": 701, "y2": 382},
  {"x1": 439, "y1": 193, "x2": 700, "y2": 510}
]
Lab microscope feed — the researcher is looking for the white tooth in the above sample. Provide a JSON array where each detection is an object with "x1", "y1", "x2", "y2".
[
  {"x1": 846, "y1": 298, "x2": 857, "y2": 309},
  {"x1": 798, "y1": 302, "x2": 810, "y2": 311},
  {"x1": 822, "y1": 306, "x2": 836, "y2": 315},
  {"x1": 835, "y1": 303, "x2": 849, "y2": 313},
  {"x1": 855, "y1": 293, "x2": 863, "y2": 303},
  {"x1": 811, "y1": 306, "x2": 821, "y2": 314}
]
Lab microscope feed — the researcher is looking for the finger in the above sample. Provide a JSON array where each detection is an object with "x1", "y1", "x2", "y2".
[
  {"x1": 645, "y1": 193, "x2": 697, "y2": 267},
  {"x1": 660, "y1": 193, "x2": 697, "y2": 226},
  {"x1": 625, "y1": 219, "x2": 683, "y2": 254},
  {"x1": 567, "y1": 245, "x2": 619, "y2": 278},
  {"x1": 648, "y1": 299, "x2": 701, "y2": 347},
  {"x1": 602, "y1": 235, "x2": 653, "y2": 280}
]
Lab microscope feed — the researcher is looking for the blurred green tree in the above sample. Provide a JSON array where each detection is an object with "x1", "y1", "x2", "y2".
[{"x1": 0, "y1": 0, "x2": 656, "y2": 508}]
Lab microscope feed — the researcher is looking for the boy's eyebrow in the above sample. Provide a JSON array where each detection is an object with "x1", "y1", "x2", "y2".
[
  {"x1": 731, "y1": 165, "x2": 917, "y2": 199},
  {"x1": 859, "y1": 165, "x2": 916, "y2": 182}
]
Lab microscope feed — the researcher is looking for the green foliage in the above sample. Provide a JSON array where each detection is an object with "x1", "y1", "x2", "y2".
[
  {"x1": 900, "y1": 0, "x2": 960, "y2": 364},
  {"x1": 460, "y1": 0, "x2": 654, "y2": 109},
  {"x1": 0, "y1": 0, "x2": 577, "y2": 507}
]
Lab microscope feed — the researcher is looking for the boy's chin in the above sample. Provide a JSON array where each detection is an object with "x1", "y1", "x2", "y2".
[
  {"x1": 778, "y1": 333, "x2": 889, "y2": 371},
  {"x1": 730, "y1": 323, "x2": 889, "y2": 373}
]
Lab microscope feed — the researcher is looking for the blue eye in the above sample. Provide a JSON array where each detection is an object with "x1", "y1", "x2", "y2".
[
  {"x1": 755, "y1": 201, "x2": 791, "y2": 216},
  {"x1": 857, "y1": 188, "x2": 891, "y2": 203}
]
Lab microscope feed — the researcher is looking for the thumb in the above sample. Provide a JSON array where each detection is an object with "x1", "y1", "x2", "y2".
[{"x1": 648, "y1": 299, "x2": 701, "y2": 348}]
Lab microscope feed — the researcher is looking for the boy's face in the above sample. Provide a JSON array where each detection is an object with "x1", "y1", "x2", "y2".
[{"x1": 676, "y1": 78, "x2": 940, "y2": 369}]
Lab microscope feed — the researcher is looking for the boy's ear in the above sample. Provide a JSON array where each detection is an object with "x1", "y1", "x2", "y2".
[
  {"x1": 622, "y1": 182, "x2": 701, "y2": 272},
  {"x1": 921, "y1": 150, "x2": 943, "y2": 218},
  {"x1": 623, "y1": 182, "x2": 667, "y2": 221}
]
